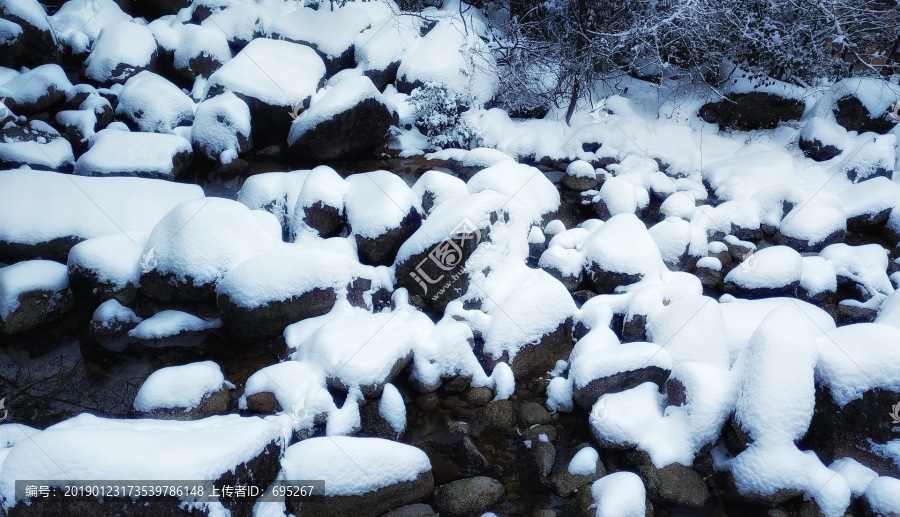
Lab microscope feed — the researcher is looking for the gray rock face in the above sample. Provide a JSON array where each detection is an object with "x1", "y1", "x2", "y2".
[
  {"x1": 381, "y1": 503, "x2": 439, "y2": 517},
  {"x1": 288, "y1": 470, "x2": 434, "y2": 517},
  {"x1": 288, "y1": 96, "x2": 396, "y2": 162},
  {"x1": 134, "y1": 384, "x2": 233, "y2": 420},
  {"x1": 531, "y1": 441, "x2": 556, "y2": 479},
  {"x1": 549, "y1": 445, "x2": 605, "y2": 497},
  {"x1": 432, "y1": 476, "x2": 506, "y2": 517},
  {"x1": 244, "y1": 391, "x2": 282, "y2": 415},
  {"x1": 699, "y1": 92, "x2": 804, "y2": 131},
  {"x1": 355, "y1": 208, "x2": 422, "y2": 266},
  {"x1": 0, "y1": 279, "x2": 74, "y2": 336},
  {"x1": 627, "y1": 450, "x2": 710, "y2": 508},
  {"x1": 516, "y1": 402, "x2": 552, "y2": 427},
  {"x1": 475, "y1": 400, "x2": 515, "y2": 430},
  {"x1": 217, "y1": 286, "x2": 337, "y2": 342},
  {"x1": 573, "y1": 366, "x2": 670, "y2": 410}
]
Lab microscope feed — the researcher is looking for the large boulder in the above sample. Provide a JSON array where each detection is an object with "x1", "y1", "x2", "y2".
[
  {"x1": 74, "y1": 129, "x2": 193, "y2": 180},
  {"x1": 0, "y1": 64, "x2": 71, "y2": 114},
  {"x1": 832, "y1": 78, "x2": 900, "y2": 135},
  {"x1": 132, "y1": 361, "x2": 233, "y2": 420},
  {"x1": 0, "y1": 18, "x2": 23, "y2": 66},
  {"x1": 48, "y1": 0, "x2": 133, "y2": 57},
  {"x1": 287, "y1": 76, "x2": 396, "y2": 161},
  {"x1": 206, "y1": 38, "x2": 326, "y2": 147},
  {"x1": 0, "y1": 260, "x2": 73, "y2": 335},
  {"x1": 282, "y1": 437, "x2": 434, "y2": 517},
  {"x1": 699, "y1": 92, "x2": 804, "y2": 131},
  {"x1": 0, "y1": 0, "x2": 59, "y2": 66},
  {"x1": 346, "y1": 171, "x2": 421, "y2": 266},
  {"x1": 571, "y1": 341, "x2": 671, "y2": 410},
  {"x1": 191, "y1": 91, "x2": 252, "y2": 163},
  {"x1": 67, "y1": 231, "x2": 147, "y2": 306},
  {"x1": 114, "y1": 71, "x2": 195, "y2": 134},
  {"x1": 83, "y1": 21, "x2": 157, "y2": 85},
  {"x1": 270, "y1": 5, "x2": 372, "y2": 75},
  {"x1": 172, "y1": 23, "x2": 231, "y2": 80},
  {"x1": 355, "y1": 14, "x2": 421, "y2": 90}
]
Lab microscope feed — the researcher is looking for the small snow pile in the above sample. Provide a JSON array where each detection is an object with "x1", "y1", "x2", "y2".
[
  {"x1": 779, "y1": 202, "x2": 846, "y2": 251},
  {"x1": 67, "y1": 231, "x2": 148, "y2": 292},
  {"x1": 0, "y1": 260, "x2": 69, "y2": 320},
  {"x1": 821, "y1": 243, "x2": 893, "y2": 302},
  {"x1": 703, "y1": 150, "x2": 797, "y2": 202},
  {"x1": 724, "y1": 245, "x2": 802, "y2": 295},
  {"x1": 799, "y1": 117, "x2": 847, "y2": 161},
  {"x1": 207, "y1": 38, "x2": 325, "y2": 108},
  {"x1": 141, "y1": 198, "x2": 283, "y2": 289},
  {"x1": 172, "y1": 23, "x2": 232, "y2": 79},
  {"x1": 345, "y1": 170, "x2": 417, "y2": 240},
  {"x1": 0, "y1": 414, "x2": 287, "y2": 510},
  {"x1": 726, "y1": 305, "x2": 851, "y2": 517},
  {"x1": 237, "y1": 169, "x2": 312, "y2": 237},
  {"x1": 397, "y1": 17, "x2": 498, "y2": 105},
  {"x1": 467, "y1": 161, "x2": 560, "y2": 225},
  {"x1": 239, "y1": 361, "x2": 334, "y2": 431},
  {"x1": 133, "y1": 361, "x2": 226, "y2": 412},
  {"x1": 839, "y1": 133, "x2": 898, "y2": 183},
  {"x1": 863, "y1": 476, "x2": 900, "y2": 517},
  {"x1": 291, "y1": 165, "x2": 349, "y2": 238},
  {"x1": 410, "y1": 169, "x2": 468, "y2": 217},
  {"x1": 815, "y1": 323, "x2": 900, "y2": 406},
  {"x1": 378, "y1": 383, "x2": 407, "y2": 435},
  {"x1": 128, "y1": 311, "x2": 221, "y2": 340},
  {"x1": 0, "y1": 64, "x2": 73, "y2": 112},
  {"x1": 281, "y1": 436, "x2": 431, "y2": 496},
  {"x1": 115, "y1": 71, "x2": 195, "y2": 134},
  {"x1": 192, "y1": 91, "x2": 251, "y2": 162},
  {"x1": 90, "y1": 299, "x2": 141, "y2": 330},
  {"x1": 49, "y1": 0, "x2": 131, "y2": 55},
  {"x1": 590, "y1": 472, "x2": 647, "y2": 517},
  {"x1": 0, "y1": 169, "x2": 203, "y2": 248},
  {"x1": 581, "y1": 213, "x2": 667, "y2": 291},
  {"x1": 83, "y1": 21, "x2": 156, "y2": 84},
  {"x1": 567, "y1": 446, "x2": 598, "y2": 476},
  {"x1": 828, "y1": 458, "x2": 878, "y2": 497},
  {"x1": 74, "y1": 129, "x2": 193, "y2": 180}
]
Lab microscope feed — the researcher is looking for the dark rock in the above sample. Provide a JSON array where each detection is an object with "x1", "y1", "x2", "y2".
[
  {"x1": 0, "y1": 0, "x2": 59, "y2": 68},
  {"x1": 835, "y1": 95, "x2": 897, "y2": 135},
  {"x1": 135, "y1": 384, "x2": 233, "y2": 420},
  {"x1": 300, "y1": 201, "x2": 346, "y2": 239},
  {"x1": 457, "y1": 435, "x2": 489, "y2": 472},
  {"x1": 416, "y1": 393, "x2": 441, "y2": 412},
  {"x1": 696, "y1": 259, "x2": 723, "y2": 290},
  {"x1": 799, "y1": 137, "x2": 842, "y2": 162},
  {"x1": 522, "y1": 425, "x2": 558, "y2": 443},
  {"x1": 573, "y1": 366, "x2": 670, "y2": 410},
  {"x1": 245, "y1": 391, "x2": 282, "y2": 414},
  {"x1": 837, "y1": 302, "x2": 878, "y2": 325},
  {"x1": 214, "y1": 158, "x2": 250, "y2": 180},
  {"x1": 507, "y1": 318, "x2": 574, "y2": 379},
  {"x1": 464, "y1": 387, "x2": 493, "y2": 407},
  {"x1": 410, "y1": 375, "x2": 442, "y2": 394},
  {"x1": 0, "y1": 277, "x2": 74, "y2": 336},
  {"x1": 432, "y1": 477, "x2": 506, "y2": 517},
  {"x1": 0, "y1": 120, "x2": 74, "y2": 172},
  {"x1": 440, "y1": 375, "x2": 472, "y2": 395},
  {"x1": 360, "y1": 400, "x2": 402, "y2": 439},
  {"x1": 475, "y1": 400, "x2": 515, "y2": 430},
  {"x1": 365, "y1": 61, "x2": 401, "y2": 91},
  {"x1": 133, "y1": 0, "x2": 192, "y2": 19},
  {"x1": 288, "y1": 80, "x2": 396, "y2": 161},
  {"x1": 217, "y1": 286, "x2": 337, "y2": 342},
  {"x1": 549, "y1": 444, "x2": 605, "y2": 497},
  {"x1": 531, "y1": 441, "x2": 556, "y2": 479},
  {"x1": 847, "y1": 207, "x2": 891, "y2": 233},
  {"x1": 627, "y1": 449, "x2": 710, "y2": 508},
  {"x1": 355, "y1": 208, "x2": 422, "y2": 266},
  {"x1": 699, "y1": 92, "x2": 804, "y2": 131},
  {"x1": 0, "y1": 18, "x2": 23, "y2": 66},
  {"x1": 381, "y1": 503, "x2": 439, "y2": 517},
  {"x1": 140, "y1": 269, "x2": 217, "y2": 304},
  {"x1": 517, "y1": 402, "x2": 552, "y2": 427},
  {"x1": 288, "y1": 470, "x2": 434, "y2": 517}
]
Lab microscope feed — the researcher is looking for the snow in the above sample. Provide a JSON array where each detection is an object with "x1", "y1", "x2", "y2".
[
  {"x1": 696, "y1": 257, "x2": 721, "y2": 271},
  {"x1": 345, "y1": 170, "x2": 417, "y2": 238},
  {"x1": 291, "y1": 166, "x2": 348, "y2": 238},
  {"x1": 648, "y1": 217, "x2": 691, "y2": 266},
  {"x1": 281, "y1": 436, "x2": 431, "y2": 496},
  {"x1": 378, "y1": 383, "x2": 406, "y2": 435},
  {"x1": 723, "y1": 245, "x2": 802, "y2": 291},
  {"x1": 800, "y1": 117, "x2": 846, "y2": 151},
  {"x1": 828, "y1": 458, "x2": 878, "y2": 497},
  {"x1": 0, "y1": 260, "x2": 69, "y2": 320},
  {"x1": 239, "y1": 360, "x2": 333, "y2": 430},
  {"x1": 645, "y1": 295, "x2": 729, "y2": 368},
  {"x1": 128, "y1": 310, "x2": 222, "y2": 340},
  {"x1": 49, "y1": 0, "x2": 131, "y2": 54},
  {"x1": 237, "y1": 169, "x2": 311, "y2": 235},
  {"x1": 192, "y1": 91, "x2": 251, "y2": 162},
  {"x1": 839, "y1": 177, "x2": 899, "y2": 223},
  {"x1": 800, "y1": 256, "x2": 837, "y2": 297},
  {"x1": 207, "y1": 38, "x2": 326, "y2": 107},
  {"x1": 288, "y1": 76, "x2": 389, "y2": 145},
  {"x1": 142, "y1": 197, "x2": 283, "y2": 287},
  {"x1": 397, "y1": 17, "x2": 498, "y2": 105},
  {"x1": 467, "y1": 161, "x2": 559, "y2": 225},
  {"x1": 864, "y1": 476, "x2": 900, "y2": 517},
  {"x1": 702, "y1": 150, "x2": 797, "y2": 202},
  {"x1": 0, "y1": 64, "x2": 72, "y2": 109},
  {"x1": 594, "y1": 176, "x2": 639, "y2": 217},
  {"x1": 200, "y1": 4, "x2": 272, "y2": 47},
  {"x1": 0, "y1": 169, "x2": 203, "y2": 246},
  {"x1": 779, "y1": 203, "x2": 846, "y2": 248},
  {"x1": 133, "y1": 361, "x2": 226, "y2": 412},
  {"x1": 56, "y1": 109, "x2": 97, "y2": 144},
  {"x1": 814, "y1": 323, "x2": 900, "y2": 406},
  {"x1": 546, "y1": 376, "x2": 574, "y2": 412},
  {"x1": 115, "y1": 71, "x2": 195, "y2": 134},
  {"x1": 581, "y1": 213, "x2": 665, "y2": 282},
  {"x1": 74, "y1": 129, "x2": 192, "y2": 180},
  {"x1": 83, "y1": 22, "x2": 156, "y2": 84},
  {"x1": 411, "y1": 169, "x2": 468, "y2": 216},
  {"x1": 355, "y1": 14, "x2": 421, "y2": 75},
  {"x1": 0, "y1": 134, "x2": 74, "y2": 171},
  {"x1": 270, "y1": 5, "x2": 371, "y2": 60},
  {"x1": 590, "y1": 472, "x2": 647, "y2": 517},
  {"x1": 216, "y1": 244, "x2": 380, "y2": 309},
  {"x1": 567, "y1": 447, "x2": 598, "y2": 476},
  {"x1": 566, "y1": 160, "x2": 595, "y2": 179},
  {"x1": 67, "y1": 231, "x2": 148, "y2": 290},
  {"x1": 825, "y1": 78, "x2": 900, "y2": 119},
  {"x1": 173, "y1": 23, "x2": 232, "y2": 77},
  {"x1": 570, "y1": 341, "x2": 671, "y2": 390},
  {"x1": 821, "y1": 243, "x2": 893, "y2": 300},
  {"x1": 0, "y1": 0, "x2": 50, "y2": 31},
  {"x1": 840, "y1": 134, "x2": 897, "y2": 183},
  {"x1": 0, "y1": 414, "x2": 287, "y2": 510},
  {"x1": 90, "y1": 299, "x2": 141, "y2": 329}
]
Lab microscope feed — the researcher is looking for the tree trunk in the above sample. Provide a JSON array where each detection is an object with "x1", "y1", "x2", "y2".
[{"x1": 564, "y1": 77, "x2": 579, "y2": 126}]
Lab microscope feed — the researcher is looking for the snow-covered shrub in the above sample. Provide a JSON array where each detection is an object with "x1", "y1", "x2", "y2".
[{"x1": 409, "y1": 82, "x2": 481, "y2": 150}]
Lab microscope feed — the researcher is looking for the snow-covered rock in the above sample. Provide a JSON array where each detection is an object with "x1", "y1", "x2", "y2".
[
  {"x1": 0, "y1": 414, "x2": 285, "y2": 514},
  {"x1": 206, "y1": 38, "x2": 326, "y2": 146},
  {"x1": 133, "y1": 361, "x2": 232, "y2": 420},
  {"x1": 281, "y1": 436, "x2": 433, "y2": 517},
  {"x1": 236, "y1": 169, "x2": 312, "y2": 240},
  {"x1": 83, "y1": 21, "x2": 157, "y2": 85},
  {"x1": 139, "y1": 198, "x2": 282, "y2": 303},
  {"x1": 0, "y1": 169, "x2": 203, "y2": 263},
  {"x1": 355, "y1": 14, "x2": 421, "y2": 89},
  {"x1": 0, "y1": 0, "x2": 59, "y2": 67},
  {"x1": 840, "y1": 177, "x2": 898, "y2": 231},
  {"x1": 288, "y1": 76, "x2": 395, "y2": 161},
  {"x1": 723, "y1": 245, "x2": 802, "y2": 298},
  {"x1": 240, "y1": 360, "x2": 333, "y2": 428},
  {"x1": 590, "y1": 472, "x2": 647, "y2": 517},
  {"x1": 270, "y1": 5, "x2": 371, "y2": 75},
  {"x1": 0, "y1": 64, "x2": 72, "y2": 114},
  {"x1": 172, "y1": 23, "x2": 231, "y2": 80},
  {"x1": 74, "y1": 128, "x2": 193, "y2": 180},
  {"x1": 0, "y1": 119, "x2": 75, "y2": 171},
  {"x1": 88, "y1": 298, "x2": 142, "y2": 338},
  {"x1": 582, "y1": 214, "x2": 665, "y2": 292},
  {"x1": 191, "y1": 91, "x2": 252, "y2": 163},
  {"x1": 49, "y1": 0, "x2": 131, "y2": 56},
  {"x1": 55, "y1": 108, "x2": 99, "y2": 156},
  {"x1": 699, "y1": 91, "x2": 804, "y2": 131},
  {"x1": 346, "y1": 170, "x2": 421, "y2": 265},
  {"x1": 128, "y1": 310, "x2": 222, "y2": 343},
  {"x1": 216, "y1": 244, "x2": 388, "y2": 341},
  {"x1": 67, "y1": 230, "x2": 147, "y2": 305},
  {"x1": 863, "y1": 476, "x2": 900, "y2": 517},
  {"x1": 0, "y1": 17, "x2": 23, "y2": 63},
  {"x1": 839, "y1": 133, "x2": 897, "y2": 183},
  {"x1": 778, "y1": 202, "x2": 846, "y2": 252},
  {"x1": 467, "y1": 161, "x2": 559, "y2": 226},
  {"x1": 115, "y1": 71, "x2": 195, "y2": 134},
  {"x1": 830, "y1": 78, "x2": 900, "y2": 135},
  {"x1": 289, "y1": 165, "x2": 350, "y2": 239},
  {"x1": 0, "y1": 260, "x2": 73, "y2": 335},
  {"x1": 799, "y1": 117, "x2": 846, "y2": 161}
]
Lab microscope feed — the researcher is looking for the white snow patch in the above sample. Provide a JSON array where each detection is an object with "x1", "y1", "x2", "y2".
[{"x1": 133, "y1": 361, "x2": 226, "y2": 412}]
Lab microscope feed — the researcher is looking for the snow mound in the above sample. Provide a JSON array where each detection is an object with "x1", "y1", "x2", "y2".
[
  {"x1": 467, "y1": 160, "x2": 560, "y2": 225},
  {"x1": 567, "y1": 447, "x2": 598, "y2": 476},
  {"x1": 74, "y1": 129, "x2": 192, "y2": 180},
  {"x1": 90, "y1": 299, "x2": 141, "y2": 330},
  {"x1": 270, "y1": 5, "x2": 371, "y2": 61},
  {"x1": 0, "y1": 64, "x2": 73, "y2": 112},
  {"x1": 281, "y1": 436, "x2": 430, "y2": 496},
  {"x1": 172, "y1": 23, "x2": 232, "y2": 79},
  {"x1": 815, "y1": 323, "x2": 900, "y2": 406},
  {"x1": 355, "y1": 14, "x2": 421, "y2": 80},
  {"x1": 239, "y1": 360, "x2": 334, "y2": 431},
  {"x1": 0, "y1": 260, "x2": 69, "y2": 320},
  {"x1": 133, "y1": 361, "x2": 226, "y2": 412},
  {"x1": 49, "y1": 0, "x2": 131, "y2": 55},
  {"x1": 67, "y1": 231, "x2": 148, "y2": 290},
  {"x1": 379, "y1": 383, "x2": 406, "y2": 435},
  {"x1": 864, "y1": 476, "x2": 900, "y2": 517},
  {"x1": 345, "y1": 170, "x2": 417, "y2": 239},
  {"x1": 288, "y1": 76, "x2": 390, "y2": 145},
  {"x1": 192, "y1": 91, "x2": 251, "y2": 162},
  {"x1": 237, "y1": 169, "x2": 311, "y2": 237},
  {"x1": 83, "y1": 21, "x2": 156, "y2": 84},
  {"x1": 128, "y1": 310, "x2": 222, "y2": 340},
  {"x1": 724, "y1": 245, "x2": 802, "y2": 292},
  {"x1": 590, "y1": 472, "x2": 647, "y2": 517},
  {"x1": 115, "y1": 71, "x2": 195, "y2": 134},
  {"x1": 411, "y1": 169, "x2": 468, "y2": 217}
]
